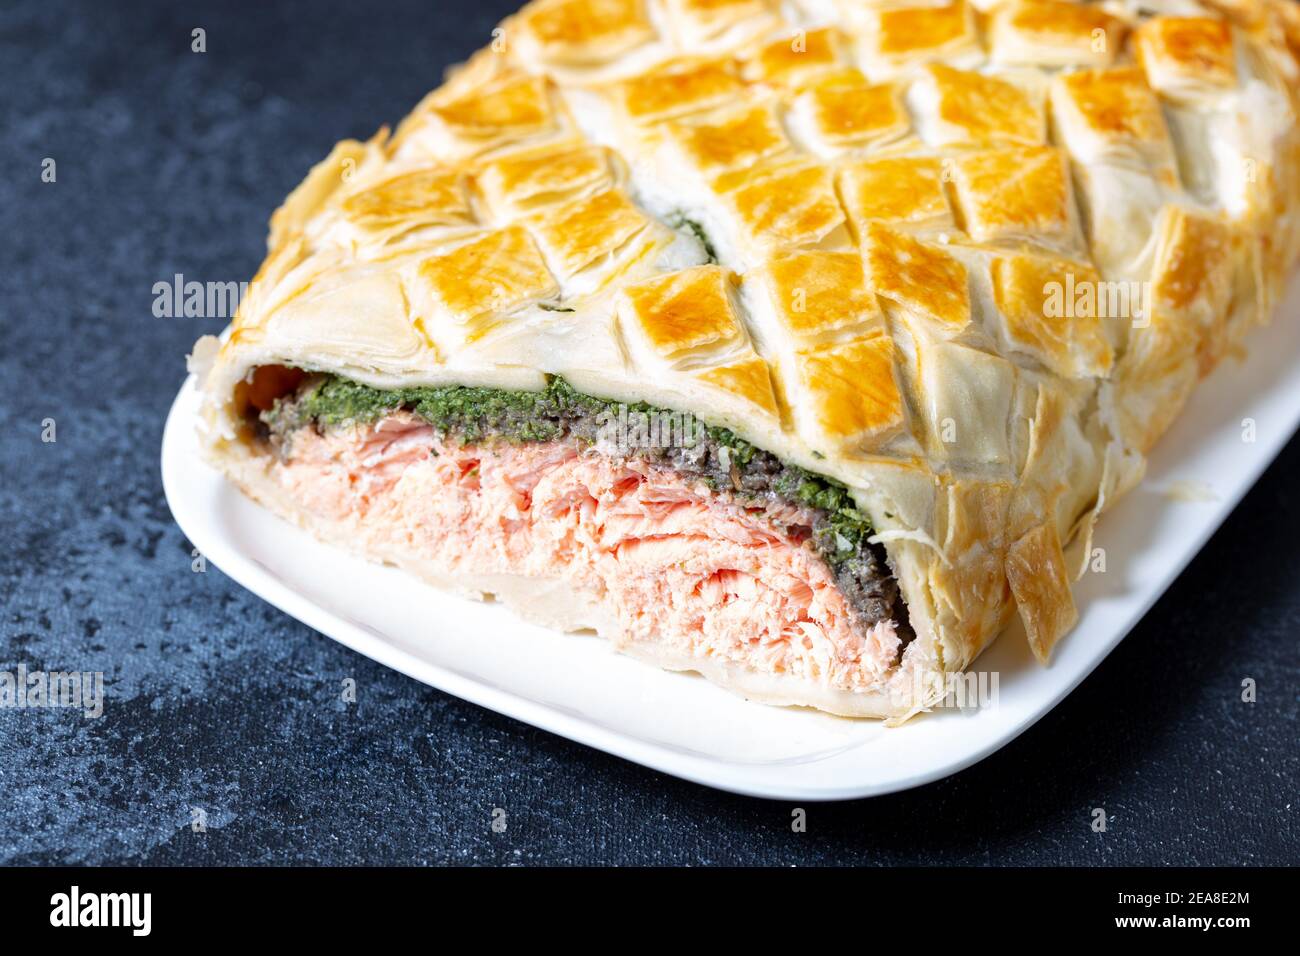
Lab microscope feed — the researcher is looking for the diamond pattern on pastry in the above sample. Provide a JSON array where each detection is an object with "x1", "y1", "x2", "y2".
[
  {"x1": 475, "y1": 143, "x2": 614, "y2": 219},
  {"x1": 863, "y1": 222, "x2": 971, "y2": 333},
  {"x1": 988, "y1": 0, "x2": 1125, "y2": 68},
  {"x1": 198, "y1": 0, "x2": 1300, "y2": 715},
  {"x1": 1136, "y1": 16, "x2": 1239, "y2": 100},
  {"x1": 415, "y1": 226, "x2": 559, "y2": 325},
  {"x1": 619, "y1": 264, "x2": 744, "y2": 362},
  {"x1": 839, "y1": 157, "x2": 954, "y2": 234},
  {"x1": 948, "y1": 145, "x2": 1079, "y2": 249}
]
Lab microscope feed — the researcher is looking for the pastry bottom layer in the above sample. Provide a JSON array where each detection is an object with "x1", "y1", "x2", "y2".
[{"x1": 260, "y1": 413, "x2": 919, "y2": 712}]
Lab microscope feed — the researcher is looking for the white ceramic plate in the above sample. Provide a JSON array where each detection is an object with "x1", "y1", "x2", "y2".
[{"x1": 162, "y1": 276, "x2": 1300, "y2": 800}]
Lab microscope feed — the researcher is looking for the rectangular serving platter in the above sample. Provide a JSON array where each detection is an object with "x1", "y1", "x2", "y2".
[{"x1": 161, "y1": 275, "x2": 1300, "y2": 800}]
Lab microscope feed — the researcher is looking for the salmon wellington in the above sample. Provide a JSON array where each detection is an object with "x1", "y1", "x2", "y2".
[{"x1": 192, "y1": 0, "x2": 1300, "y2": 718}]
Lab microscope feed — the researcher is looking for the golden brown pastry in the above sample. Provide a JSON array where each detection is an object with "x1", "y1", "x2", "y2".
[{"x1": 189, "y1": 0, "x2": 1300, "y2": 719}]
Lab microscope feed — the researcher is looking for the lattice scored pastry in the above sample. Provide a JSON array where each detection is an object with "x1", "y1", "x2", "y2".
[{"x1": 190, "y1": 0, "x2": 1300, "y2": 718}]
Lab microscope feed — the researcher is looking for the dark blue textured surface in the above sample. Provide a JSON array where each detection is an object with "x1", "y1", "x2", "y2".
[{"x1": 1, "y1": 0, "x2": 1297, "y2": 866}]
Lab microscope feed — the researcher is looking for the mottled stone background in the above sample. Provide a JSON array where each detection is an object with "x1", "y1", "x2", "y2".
[{"x1": 1, "y1": 0, "x2": 1296, "y2": 865}]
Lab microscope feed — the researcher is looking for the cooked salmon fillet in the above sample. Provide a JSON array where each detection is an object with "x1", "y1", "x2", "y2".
[{"x1": 268, "y1": 410, "x2": 916, "y2": 704}]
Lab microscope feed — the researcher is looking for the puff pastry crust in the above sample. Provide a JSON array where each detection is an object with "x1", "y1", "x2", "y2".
[{"x1": 193, "y1": 0, "x2": 1300, "y2": 718}]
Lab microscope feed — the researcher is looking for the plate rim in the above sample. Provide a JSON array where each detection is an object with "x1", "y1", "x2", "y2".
[{"x1": 161, "y1": 299, "x2": 1300, "y2": 800}]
